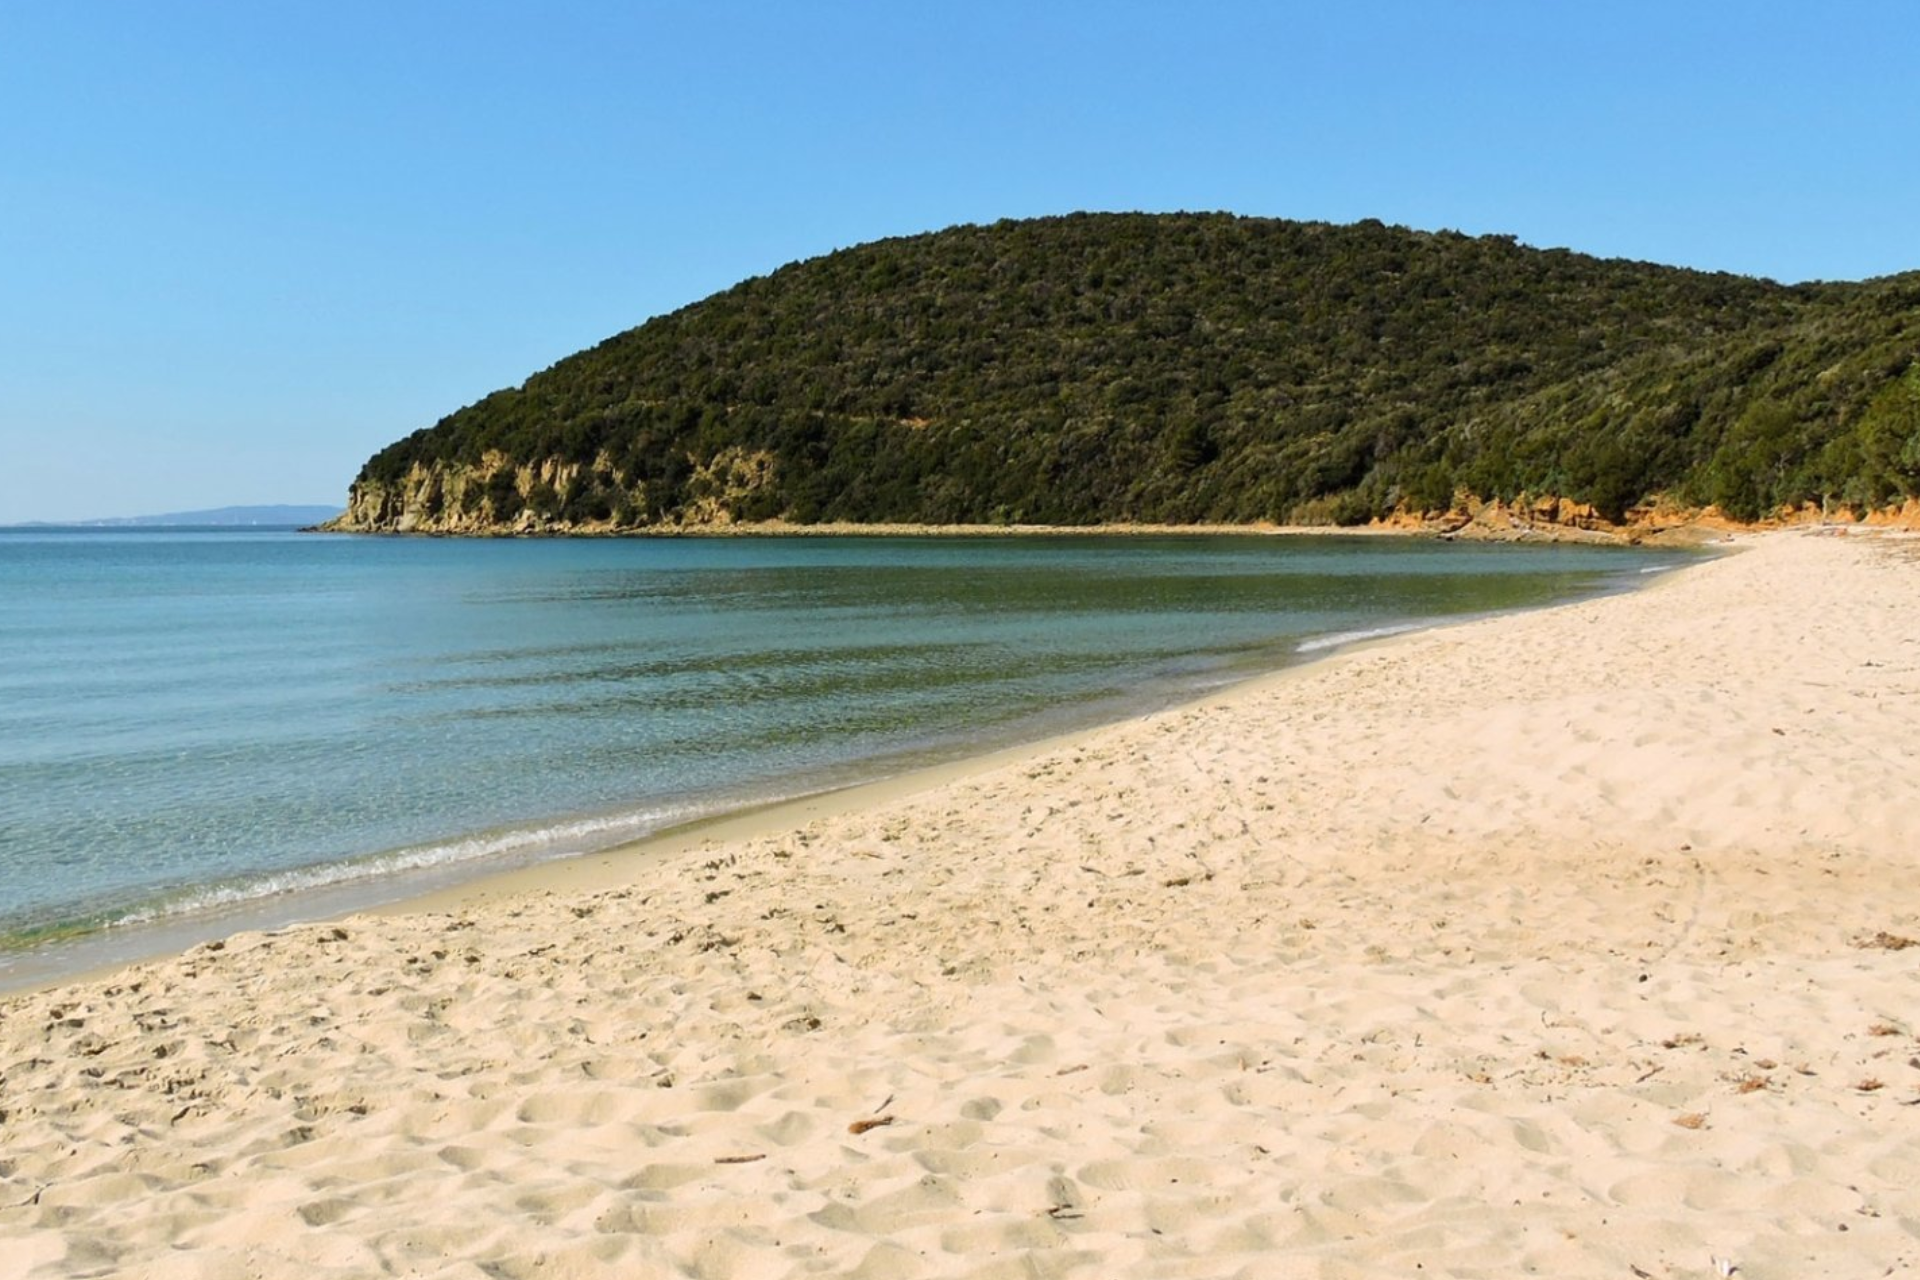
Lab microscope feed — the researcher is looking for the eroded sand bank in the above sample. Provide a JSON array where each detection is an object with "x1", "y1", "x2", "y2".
[{"x1": 2, "y1": 530, "x2": 1917, "y2": 1279}]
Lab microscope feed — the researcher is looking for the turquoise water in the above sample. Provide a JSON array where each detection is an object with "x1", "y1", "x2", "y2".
[{"x1": 0, "y1": 528, "x2": 1688, "y2": 983}]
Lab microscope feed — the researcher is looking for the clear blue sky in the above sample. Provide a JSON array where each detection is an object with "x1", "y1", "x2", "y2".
[{"x1": 3, "y1": 1, "x2": 1915, "y2": 522}]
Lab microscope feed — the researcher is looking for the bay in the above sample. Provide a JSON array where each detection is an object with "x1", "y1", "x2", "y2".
[{"x1": 0, "y1": 527, "x2": 1690, "y2": 986}]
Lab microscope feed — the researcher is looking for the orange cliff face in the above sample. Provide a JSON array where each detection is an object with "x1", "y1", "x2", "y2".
[
  {"x1": 1859, "y1": 496, "x2": 1920, "y2": 529},
  {"x1": 1365, "y1": 493, "x2": 1920, "y2": 545}
]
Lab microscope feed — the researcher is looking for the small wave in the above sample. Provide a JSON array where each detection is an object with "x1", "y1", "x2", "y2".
[
  {"x1": 103, "y1": 801, "x2": 726, "y2": 931},
  {"x1": 1294, "y1": 621, "x2": 1428, "y2": 654}
]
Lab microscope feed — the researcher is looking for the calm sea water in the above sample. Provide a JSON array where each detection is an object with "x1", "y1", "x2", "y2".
[{"x1": 0, "y1": 528, "x2": 1688, "y2": 985}]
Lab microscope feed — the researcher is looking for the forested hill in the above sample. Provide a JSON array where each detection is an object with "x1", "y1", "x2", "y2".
[{"x1": 332, "y1": 213, "x2": 1920, "y2": 533}]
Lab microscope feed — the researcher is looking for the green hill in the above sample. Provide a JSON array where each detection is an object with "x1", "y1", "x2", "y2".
[{"x1": 332, "y1": 213, "x2": 1920, "y2": 532}]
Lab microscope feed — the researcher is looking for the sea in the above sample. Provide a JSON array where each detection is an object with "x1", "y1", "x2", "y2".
[{"x1": 0, "y1": 527, "x2": 1692, "y2": 989}]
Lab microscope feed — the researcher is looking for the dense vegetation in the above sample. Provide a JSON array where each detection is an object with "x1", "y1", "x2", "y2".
[{"x1": 346, "y1": 213, "x2": 1920, "y2": 529}]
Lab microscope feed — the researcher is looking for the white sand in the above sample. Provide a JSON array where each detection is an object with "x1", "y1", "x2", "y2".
[{"x1": 3, "y1": 530, "x2": 1917, "y2": 1279}]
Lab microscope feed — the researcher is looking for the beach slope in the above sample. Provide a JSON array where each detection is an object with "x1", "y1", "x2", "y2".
[{"x1": 3, "y1": 530, "x2": 1917, "y2": 1279}]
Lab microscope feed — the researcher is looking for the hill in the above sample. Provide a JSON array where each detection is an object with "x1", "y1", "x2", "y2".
[
  {"x1": 25, "y1": 504, "x2": 345, "y2": 528},
  {"x1": 330, "y1": 213, "x2": 1920, "y2": 533}
]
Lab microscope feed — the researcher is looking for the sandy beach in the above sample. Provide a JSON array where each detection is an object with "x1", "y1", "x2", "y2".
[{"x1": 3, "y1": 529, "x2": 1917, "y2": 1279}]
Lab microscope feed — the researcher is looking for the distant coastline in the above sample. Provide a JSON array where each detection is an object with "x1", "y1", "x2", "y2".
[{"x1": 8, "y1": 503, "x2": 344, "y2": 529}]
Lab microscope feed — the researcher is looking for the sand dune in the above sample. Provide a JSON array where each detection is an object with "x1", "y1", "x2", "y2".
[{"x1": 3, "y1": 530, "x2": 1917, "y2": 1279}]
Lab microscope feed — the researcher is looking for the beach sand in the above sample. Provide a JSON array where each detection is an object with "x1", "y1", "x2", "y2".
[{"x1": 2, "y1": 529, "x2": 1917, "y2": 1279}]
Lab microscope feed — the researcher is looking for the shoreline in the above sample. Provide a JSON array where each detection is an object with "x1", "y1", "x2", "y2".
[
  {"x1": 320, "y1": 495, "x2": 1920, "y2": 544},
  {"x1": 377, "y1": 543, "x2": 1697, "y2": 923},
  {"x1": 0, "y1": 716, "x2": 1160, "y2": 1000},
  {"x1": 318, "y1": 513, "x2": 1710, "y2": 545},
  {"x1": 0, "y1": 535, "x2": 1688, "y2": 997},
  {"x1": 6, "y1": 529, "x2": 1918, "y2": 1278},
  {"x1": 381, "y1": 606, "x2": 1443, "y2": 922}
]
